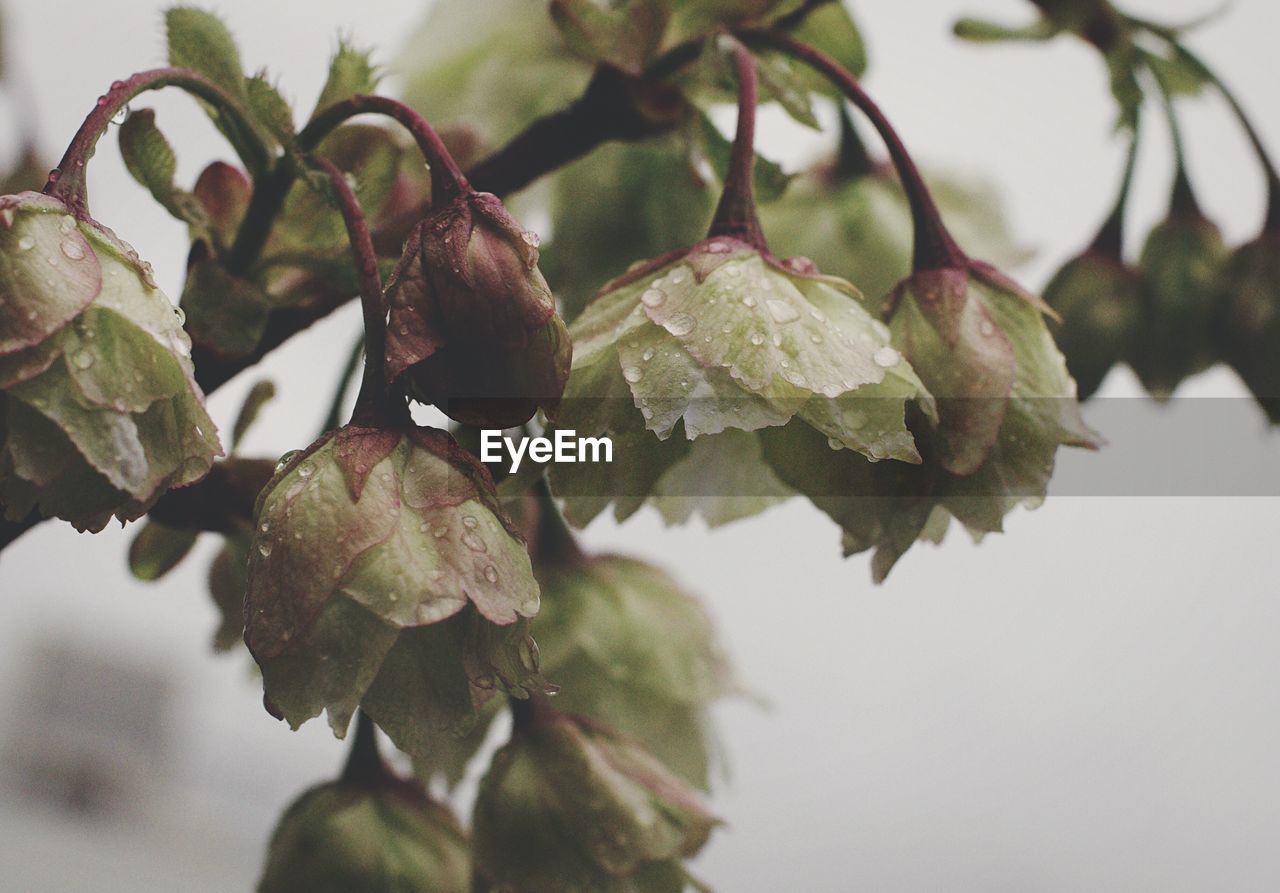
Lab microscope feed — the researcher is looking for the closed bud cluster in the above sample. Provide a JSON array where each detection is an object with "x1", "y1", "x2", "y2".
[{"x1": 0, "y1": 192, "x2": 221, "y2": 531}]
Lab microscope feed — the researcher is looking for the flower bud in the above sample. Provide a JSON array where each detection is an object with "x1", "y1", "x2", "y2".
[
  {"x1": 1042, "y1": 250, "x2": 1141, "y2": 400},
  {"x1": 551, "y1": 236, "x2": 932, "y2": 527},
  {"x1": 243, "y1": 424, "x2": 544, "y2": 761},
  {"x1": 472, "y1": 706, "x2": 719, "y2": 893},
  {"x1": 0, "y1": 192, "x2": 221, "y2": 531},
  {"x1": 421, "y1": 191, "x2": 555, "y2": 346},
  {"x1": 1131, "y1": 210, "x2": 1226, "y2": 397},
  {"x1": 1217, "y1": 232, "x2": 1280, "y2": 422},
  {"x1": 259, "y1": 777, "x2": 469, "y2": 893},
  {"x1": 534, "y1": 553, "x2": 734, "y2": 789}
]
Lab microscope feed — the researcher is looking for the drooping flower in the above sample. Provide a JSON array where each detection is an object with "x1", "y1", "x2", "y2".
[
  {"x1": 472, "y1": 703, "x2": 719, "y2": 893},
  {"x1": 0, "y1": 192, "x2": 221, "y2": 531},
  {"x1": 243, "y1": 424, "x2": 545, "y2": 761},
  {"x1": 551, "y1": 235, "x2": 932, "y2": 527}
]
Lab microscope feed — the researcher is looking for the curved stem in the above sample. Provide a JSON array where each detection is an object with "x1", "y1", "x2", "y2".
[
  {"x1": 746, "y1": 30, "x2": 967, "y2": 271},
  {"x1": 1169, "y1": 41, "x2": 1280, "y2": 229},
  {"x1": 310, "y1": 157, "x2": 393, "y2": 427},
  {"x1": 43, "y1": 67, "x2": 270, "y2": 218},
  {"x1": 708, "y1": 38, "x2": 766, "y2": 249},
  {"x1": 1090, "y1": 114, "x2": 1141, "y2": 258},
  {"x1": 303, "y1": 95, "x2": 470, "y2": 204}
]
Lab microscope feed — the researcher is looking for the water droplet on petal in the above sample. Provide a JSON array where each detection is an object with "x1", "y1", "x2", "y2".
[
  {"x1": 874, "y1": 346, "x2": 900, "y2": 368},
  {"x1": 17, "y1": 237, "x2": 34, "y2": 251},
  {"x1": 258, "y1": 542, "x2": 273, "y2": 558},
  {"x1": 483, "y1": 565, "x2": 498, "y2": 583},
  {"x1": 71, "y1": 349, "x2": 94, "y2": 370},
  {"x1": 462, "y1": 515, "x2": 478, "y2": 529},
  {"x1": 641, "y1": 288, "x2": 666, "y2": 308},
  {"x1": 432, "y1": 525, "x2": 448, "y2": 538},
  {"x1": 462, "y1": 531, "x2": 487, "y2": 552},
  {"x1": 297, "y1": 461, "x2": 315, "y2": 479},
  {"x1": 666, "y1": 312, "x2": 695, "y2": 337},
  {"x1": 669, "y1": 268, "x2": 689, "y2": 284},
  {"x1": 59, "y1": 216, "x2": 76, "y2": 234},
  {"x1": 827, "y1": 437, "x2": 843, "y2": 450},
  {"x1": 750, "y1": 332, "x2": 764, "y2": 346},
  {"x1": 810, "y1": 333, "x2": 823, "y2": 344},
  {"x1": 979, "y1": 319, "x2": 996, "y2": 337},
  {"x1": 742, "y1": 295, "x2": 756, "y2": 308},
  {"x1": 641, "y1": 347, "x2": 655, "y2": 362},
  {"x1": 623, "y1": 366, "x2": 644, "y2": 383}
]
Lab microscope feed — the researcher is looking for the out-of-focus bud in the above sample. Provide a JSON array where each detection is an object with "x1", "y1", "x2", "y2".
[
  {"x1": 258, "y1": 776, "x2": 469, "y2": 893},
  {"x1": 1042, "y1": 249, "x2": 1141, "y2": 399},
  {"x1": 472, "y1": 704, "x2": 719, "y2": 893},
  {"x1": 0, "y1": 192, "x2": 221, "y2": 531},
  {"x1": 1217, "y1": 231, "x2": 1280, "y2": 421}
]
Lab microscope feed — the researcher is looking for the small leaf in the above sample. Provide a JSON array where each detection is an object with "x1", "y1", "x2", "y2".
[
  {"x1": 246, "y1": 72, "x2": 296, "y2": 145},
  {"x1": 313, "y1": 39, "x2": 380, "y2": 116},
  {"x1": 165, "y1": 7, "x2": 248, "y2": 99},
  {"x1": 231, "y1": 379, "x2": 276, "y2": 451},
  {"x1": 953, "y1": 16, "x2": 1057, "y2": 43},
  {"x1": 128, "y1": 520, "x2": 198, "y2": 581},
  {"x1": 119, "y1": 109, "x2": 208, "y2": 228}
]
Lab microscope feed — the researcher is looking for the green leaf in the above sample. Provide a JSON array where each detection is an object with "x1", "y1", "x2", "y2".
[
  {"x1": 118, "y1": 109, "x2": 208, "y2": 228},
  {"x1": 231, "y1": 379, "x2": 276, "y2": 451},
  {"x1": 313, "y1": 40, "x2": 380, "y2": 116},
  {"x1": 786, "y1": 0, "x2": 868, "y2": 81},
  {"x1": 550, "y1": 0, "x2": 669, "y2": 75},
  {"x1": 128, "y1": 520, "x2": 199, "y2": 581},
  {"x1": 246, "y1": 72, "x2": 296, "y2": 145},
  {"x1": 1142, "y1": 46, "x2": 1211, "y2": 98},
  {"x1": 953, "y1": 16, "x2": 1058, "y2": 43},
  {"x1": 165, "y1": 7, "x2": 247, "y2": 99},
  {"x1": 207, "y1": 533, "x2": 250, "y2": 651},
  {"x1": 180, "y1": 257, "x2": 273, "y2": 360}
]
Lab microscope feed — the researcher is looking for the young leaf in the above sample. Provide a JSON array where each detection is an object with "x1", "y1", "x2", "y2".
[
  {"x1": 313, "y1": 40, "x2": 380, "y2": 116},
  {"x1": 118, "y1": 109, "x2": 207, "y2": 228},
  {"x1": 231, "y1": 379, "x2": 276, "y2": 451},
  {"x1": 246, "y1": 73, "x2": 297, "y2": 146},
  {"x1": 128, "y1": 520, "x2": 199, "y2": 581},
  {"x1": 165, "y1": 7, "x2": 248, "y2": 100}
]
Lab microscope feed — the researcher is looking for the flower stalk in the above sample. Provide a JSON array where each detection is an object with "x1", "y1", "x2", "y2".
[{"x1": 708, "y1": 37, "x2": 766, "y2": 250}]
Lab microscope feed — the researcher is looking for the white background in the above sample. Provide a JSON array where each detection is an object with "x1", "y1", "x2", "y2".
[{"x1": 2, "y1": 1, "x2": 1279, "y2": 890}]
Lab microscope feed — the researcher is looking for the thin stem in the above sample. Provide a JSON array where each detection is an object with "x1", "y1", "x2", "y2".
[
  {"x1": 1169, "y1": 41, "x2": 1280, "y2": 229},
  {"x1": 303, "y1": 95, "x2": 470, "y2": 204},
  {"x1": 1150, "y1": 69, "x2": 1200, "y2": 217},
  {"x1": 708, "y1": 38, "x2": 766, "y2": 249},
  {"x1": 532, "y1": 476, "x2": 585, "y2": 568},
  {"x1": 310, "y1": 157, "x2": 392, "y2": 427},
  {"x1": 341, "y1": 712, "x2": 390, "y2": 787},
  {"x1": 746, "y1": 30, "x2": 967, "y2": 271},
  {"x1": 321, "y1": 334, "x2": 366, "y2": 434},
  {"x1": 43, "y1": 67, "x2": 270, "y2": 218},
  {"x1": 1090, "y1": 115, "x2": 1141, "y2": 258}
]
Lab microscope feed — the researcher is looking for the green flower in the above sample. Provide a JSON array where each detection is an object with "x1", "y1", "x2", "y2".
[
  {"x1": 534, "y1": 553, "x2": 735, "y2": 790},
  {"x1": 0, "y1": 192, "x2": 221, "y2": 531},
  {"x1": 243, "y1": 425, "x2": 544, "y2": 761},
  {"x1": 551, "y1": 236, "x2": 932, "y2": 528},
  {"x1": 1042, "y1": 249, "x2": 1141, "y2": 399},
  {"x1": 1217, "y1": 231, "x2": 1280, "y2": 422},
  {"x1": 259, "y1": 776, "x2": 469, "y2": 893},
  {"x1": 762, "y1": 260, "x2": 1098, "y2": 580},
  {"x1": 472, "y1": 705, "x2": 719, "y2": 893}
]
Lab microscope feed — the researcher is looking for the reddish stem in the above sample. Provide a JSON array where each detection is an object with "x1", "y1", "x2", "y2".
[
  {"x1": 303, "y1": 95, "x2": 471, "y2": 204},
  {"x1": 310, "y1": 157, "x2": 393, "y2": 426},
  {"x1": 708, "y1": 39, "x2": 767, "y2": 250},
  {"x1": 43, "y1": 67, "x2": 268, "y2": 219},
  {"x1": 746, "y1": 31, "x2": 967, "y2": 271}
]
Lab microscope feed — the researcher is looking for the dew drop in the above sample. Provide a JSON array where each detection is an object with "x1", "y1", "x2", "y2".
[
  {"x1": 297, "y1": 461, "x2": 315, "y2": 479},
  {"x1": 623, "y1": 366, "x2": 644, "y2": 383},
  {"x1": 767, "y1": 299, "x2": 800, "y2": 323},
  {"x1": 258, "y1": 542, "x2": 273, "y2": 558},
  {"x1": 706, "y1": 240, "x2": 731, "y2": 254},
  {"x1": 772, "y1": 333, "x2": 783, "y2": 347},
  {"x1": 275, "y1": 449, "x2": 302, "y2": 472},
  {"x1": 520, "y1": 230, "x2": 540, "y2": 248},
  {"x1": 827, "y1": 437, "x2": 844, "y2": 450},
  {"x1": 873, "y1": 346, "x2": 900, "y2": 368},
  {"x1": 669, "y1": 268, "x2": 688, "y2": 284},
  {"x1": 810, "y1": 333, "x2": 823, "y2": 344},
  {"x1": 71, "y1": 349, "x2": 94, "y2": 370},
  {"x1": 432, "y1": 525, "x2": 449, "y2": 538},
  {"x1": 483, "y1": 565, "x2": 499, "y2": 583},
  {"x1": 59, "y1": 216, "x2": 76, "y2": 234},
  {"x1": 750, "y1": 332, "x2": 764, "y2": 346},
  {"x1": 462, "y1": 515, "x2": 478, "y2": 529},
  {"x1": 60, "y1": 239, "x2": 87, "y2": 261},
  {"x1": 17, "y1": 236, "x2": 34, "y2": 251},
  {"x1": 640, "y1": 287, "x2": 666, "y2": 308},
  {"x1": 979, "y1": 319, "x2": 996, "y2": 337},
  {"x1": 742, "y1": 295, "x2": 756, "y2": 308},
  {"x1": 822, "y1": 384, "x2": 843, "y2": 398},
  {"x1": 703, "y1": 335, "x2": 713, "y2": 343},
  {"x1": 641, "y1": 347, "x2": 655, "y2": 362},
  {"x1": 462, "y1": 531, "x2": 487, "y2": 552},
  {"x1": 665, "y1": 312, "x2": 695, "y2": 337}
]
